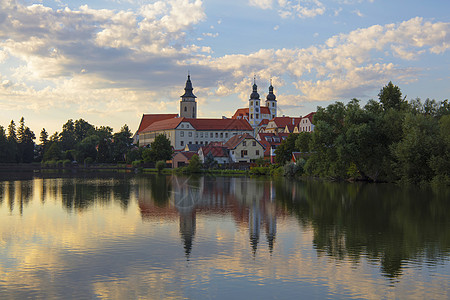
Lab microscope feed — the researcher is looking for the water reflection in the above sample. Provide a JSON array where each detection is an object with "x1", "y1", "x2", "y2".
[
  {"x1": 0, "y1": 174, "x2": 449, "y2": 298},
  {"x1": 274, "y1": 179, "x2": 450, "y2": 278}
]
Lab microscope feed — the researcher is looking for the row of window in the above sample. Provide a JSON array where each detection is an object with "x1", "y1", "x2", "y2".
[
  {"x1": 180, "y1": 131, "x2": 231, "y2": 139},
  {"x1": 231, "y1": 150, "x2": 260, "y2": 157}
]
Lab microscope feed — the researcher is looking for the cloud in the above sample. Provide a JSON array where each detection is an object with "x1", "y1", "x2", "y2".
[
  {"x1": 198, "y1": 17, "x2": 449, "y2": 101},
  {"x1": 278, "y1": 0, "x2": 326, "y2": 19},
  {"x1": 249, "y1": 0, "x2": 273, "y2": 10},
  {"x1": 353, "y1": 9, "x2": 364, "y2": 17}
]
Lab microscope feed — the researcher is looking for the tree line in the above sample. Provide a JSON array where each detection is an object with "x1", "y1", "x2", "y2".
[
  {"x1": 275, "y1": 82, "x2": 450, "y2": 185},
  {"x1": 0, "y1": 118, "x2": 135, "y2": 165}
]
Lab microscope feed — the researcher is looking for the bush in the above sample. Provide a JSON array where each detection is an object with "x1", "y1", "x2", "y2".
[
  {"x1": 62, "y1": 159, "x2": 71, "y2": 168},
  {"x1": 156, "y1": 160, "x2": 166, "y2": 173}
]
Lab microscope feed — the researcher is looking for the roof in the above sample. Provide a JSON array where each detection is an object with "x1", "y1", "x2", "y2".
[
  {"x1": 141, "y1": 117, "x2": 185, "y2": 132},
  {"x1": 232, "y1": 108, "x2": 249, "y2": 119},
  {"x1": 284, "y1": 124, "x2": 297, "y2": 133},
  {"x1": 137, "y1": 114, "x2": 178, "y2": 134},
  {"x1": 201, "y1": 144, "x2": 229, "y2": 158},
  {"x1": 184, "y1": 144, "x2": 201, "y2": 152},
  {"x1": 270, "y1": 117, "x2": 302, "y2": 128},
  {"x1": 174, "y1": 151, "x2": 198, "y2": 160},
  {"x1": 224, "y1": 133, "x2": 260, "y2": 149},
  {"x1": 258, "y1": 119, "x2": 270, "y2": 126},
  {"x1": 260, "y1": 106, "x2": 271, "y2": 114},
  {"x1": 302, "y1": 112, "x2": 316, "y2": 122},
  {"x1": 232, "y1": 106, "x2": 271, "y2": 119}
]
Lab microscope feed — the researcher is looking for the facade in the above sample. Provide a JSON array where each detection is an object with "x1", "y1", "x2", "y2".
[
  {"x1": 299, "y1": 112, "x2": 316, "y2": 132},
  {"x1": 139, "y1": 117, "x2": 253, "y2": 150},
  {"x1": 134, "y1": 114, "x2": 178, "y2": 145},
  {"x1": 224, "y1": 133, "x2": 265, "y2": 163},
  {"x1": 264, "y1": 117, "x2": 302, "y2": 134},
  {"x1": 198, "y1": 143, "x2": 230, "y2": 164},
  {"x1": 172, "y1": 151, "x2": 197, "y2": 168}
]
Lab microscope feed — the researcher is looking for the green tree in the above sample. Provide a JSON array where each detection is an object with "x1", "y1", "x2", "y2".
[
  {"x1": 145, "y1": 134, "x2": 173, "y2": 163},
  {"x1": 43, "y1": 142, "x2": 62, "y2": 161},
  {"x1": 186, "y1": 154, "x2": 202, "y2": 173},
  {"x1": 60, "y1": 119, "x2": 76, "y2": 151},
  {"x1": 0, "y1": 126, "x2": 7, "y2": 162},
  {"x1": 74, "y1": 119, "x2": 95, "y2": 143},
  {"x1": 39, "y1": 128, "x2": 49, "y2": 146},
  {"x1": 275, "y1": 133, "x2": 298, "y2": 165},
  {"x1": 112, "y1": 124, "x2": 133, "y2": 162},
  {"x1": 391, "y1": 113, "x2": 440, "y2": 184},
  {"x1": 429, "y1": 115, "x2": 450, "y2": 185},
  {"x1": 378, "y1": 81, "x2": 405, "y2": 111},
  {"x1": 295, "y1": 132, "x2": 312, "y2": 152}
]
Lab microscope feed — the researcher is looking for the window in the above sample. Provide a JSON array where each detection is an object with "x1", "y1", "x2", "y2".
[
  {"x1": 225, "y1": 133, "x2": 228, "y2": 138},
  {"x1": 215, "y1": 133, "x2": 218, "y2": 138},
  {"x1": 256, "y1": 114, "x2": 259, "y2": 119},
  {"x1": 181, "y1": 124, "x2": 184, "y2": 128},
  {"x1": 196, "y1": 141, "x2": 198, "y2": 144},
  {"x1": 250, "y1": 114, "x2": 253, "y2": 119},
  {"x1": 196, "y1": 132, "x2": 198, "y2": 138},
  {"x1": 252, "y1": 141, "x2": 256, "y2": 146},
  {"x1": 220, "y1": 133, "x2": 223, "y2": 138},
  {"x1": 184, "y1": 107, "x2": 187, "y2": 112},
  {"x1": 189, "y1": 132, "x2": 192, "y2": 137},
  {"x1": 241, "y1": 150, "x2": 248, "y2": 157},
  {"x1": 200, "y1": 132, "x2": 203, "y2": 138},
  {"x1": 256, "y1": 107, "x2": 259, "y2": 113},
  {"x1": 210, "y1": 132, "x2": 213, "y2": 138},
  {"x1": 272, "y1": 102, "x2": 275, "y2": 107},
  {"x1": 180, "y1": 131, "x2": 184, "y2": 137},
  {"x1": 256, "y1": 150, "x2": 260, "y2": 156},
  {"x1": 250, "y1": 101, "x2": 253, "y2": 106},
  {"x1": 180, "y1": 141, "x2": 184, "y2": 146},
  {"x1": 256, "y1": 101, "x2": 259, "y2": 106},
  {"x1": 243, "y1": 141, "x2": 246, "y2": 146}
]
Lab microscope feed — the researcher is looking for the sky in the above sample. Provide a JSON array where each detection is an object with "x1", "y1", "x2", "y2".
[{"x1": 0, "y1": 0, "x2": 449, "y2": 135}]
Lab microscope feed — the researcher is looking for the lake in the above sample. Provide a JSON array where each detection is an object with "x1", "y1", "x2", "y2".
[{"x1": 0, "y1": 173, "x2": 449, "y2": 299}]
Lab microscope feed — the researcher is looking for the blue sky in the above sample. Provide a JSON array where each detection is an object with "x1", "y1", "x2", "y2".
[{"x1": 0, "y1": 0, "x2": 449, "y2": 135}]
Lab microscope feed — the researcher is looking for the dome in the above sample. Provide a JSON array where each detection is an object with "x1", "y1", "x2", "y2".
[
  {"x1": 266, "y1": 84, "x2": 276, "y2": 101},
  {"x1": 250, "y1": 83, "x2": 260, "y2": 100}
]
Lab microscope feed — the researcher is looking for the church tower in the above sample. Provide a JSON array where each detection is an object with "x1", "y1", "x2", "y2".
[
  {"x1": 180, "y1": 75, "x2": 197, "y2": 118},
  {"x1": 249, "y1": 78, "x2": 261, "y2": 127},
  {"x1": 265, "y1": 80, "x2": 277, "y2": 120}
]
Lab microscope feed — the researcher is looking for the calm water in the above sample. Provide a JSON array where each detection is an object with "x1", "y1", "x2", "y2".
[{"x1": 0, "y1": 173, "x2": 449, "y2": 299}]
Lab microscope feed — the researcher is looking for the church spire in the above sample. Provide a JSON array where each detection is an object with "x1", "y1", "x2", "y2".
[{"x1": 181, "y1": 74, "x2": 196, "y2": 99}]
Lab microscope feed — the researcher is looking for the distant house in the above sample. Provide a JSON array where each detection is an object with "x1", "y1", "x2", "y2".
[
  {"x1": 172, "y1": 151, "x2": 197, "y2": 168},
  {"x1": 264, "y1": 116, "x2": 302, "y2": 134},
  {"x1": 256, "y1": 132, "x2": 289, "y2": 163},
  {"x1": 224, "y1": 133, "x2": 265, "y2": 163},
  {"x1": 198, "y1": 143, "x2": 230, "y2": 164},
  {"x1": 299, "y1": 112, "x2": 316, "y2": 132}
]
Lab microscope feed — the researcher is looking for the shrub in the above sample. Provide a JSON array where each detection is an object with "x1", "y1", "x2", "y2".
[{"x1": 156, "y1": 160, "x2": 166, "y2": 173}]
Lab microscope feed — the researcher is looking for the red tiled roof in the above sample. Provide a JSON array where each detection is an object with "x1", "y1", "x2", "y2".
[
  {"x1": 285, "y1": 124, "x2": 296, "y2": 133},
  {"x1": 259, "y1": 119, "x2": 270, "y2": 126},
  {"x1": 141, "y1": 117, "x2": 185, "y2": 132},
  {"x1": 260, "y1": 106, "x2": 271, "y2": 114},
  {"x1": 224, "y1": 133, "x2": 253, "y2": 149},
  {"x1": 181, "y1": 152, "x2": 197, "y2": 160},
  {"x1": 187, "y1": 118, "x2": 253, "y2": 131},
  {"x1": 271, "y1": 117, "x2": 302, "y2": 128},
  {"x1": 201, "y1": 144, "x2": 229, "y2": 158},
  {"x1": 302, "y1": 112, "x2": 316, "y2": 122},
  {"x1": 232, "y1": 108, "x2": 249, "y2": 119},
  {"x1": 137, "y1": 114, "x2": 178, "y2": 133}
]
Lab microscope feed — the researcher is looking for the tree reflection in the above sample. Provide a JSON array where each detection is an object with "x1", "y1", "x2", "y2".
[{"x1": 274, "y1": 179, "x2": 450, "y2": 278}]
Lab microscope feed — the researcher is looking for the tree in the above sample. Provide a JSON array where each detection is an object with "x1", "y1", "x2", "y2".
[
  {"x1": 146, "y1": 134, "x2": 173, "y2": 163},
  {"x1": 275, "y1": 133, "x2": 298, "y2": 165},
  {"x1": 43, "y1": 142, "x2": 62, "y2": 161},
  {"x1": 39, "y1": 128, "x2": 49, "y2": 146},
  {"x1": 0, "y1": 126, "x2": 7, "y2": 162},
  {"x1": 295, "y1": 132, "x2": 312, "y2": 152},
  {"x1": 186, "y1": 154, "x2": 202, "y2": 173},
  {"x1": 60, "y1": 119, "x2": 76, "y2": 151},
  {"x1": 6, "y1": 120, "x2": 18, "y2": 162},
  {"x1": 378, "y1": 81, "x2": 405, "y2": 111},
  {"x1": 112, "y1": 124, "x2": 133, "y2": 162}
]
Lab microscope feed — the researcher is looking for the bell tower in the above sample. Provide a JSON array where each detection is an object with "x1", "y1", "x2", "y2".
[
  {"x1": 249, "y1": 77, "x2": 261, "y2": 127},
  {"x1": 265, "y1": 80, "x2": 277, "y2": 120},
  {"x1": 180, "y1": 74, "x2": 197, "y2": 118}
]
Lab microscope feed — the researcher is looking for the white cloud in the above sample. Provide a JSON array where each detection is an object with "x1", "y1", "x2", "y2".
[
  {"x1": 278, "y1": 0, "x2": 326, "y2": 19},
  {"x1": 249, "y1": 0, "x2": 274, "y2": 10},
  {"x1": 353, "y1": 9, "x2": 364, "y2": 17}
]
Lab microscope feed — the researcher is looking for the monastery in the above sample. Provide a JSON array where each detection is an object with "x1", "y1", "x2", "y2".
[{"x1": 135, "y1": 75, "x2": 315, "y2": 156}]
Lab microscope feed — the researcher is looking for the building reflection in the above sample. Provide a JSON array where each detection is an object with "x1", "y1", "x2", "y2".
[{"x1": 137, "y1": 176, "x2": 283, "y2": 258}]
